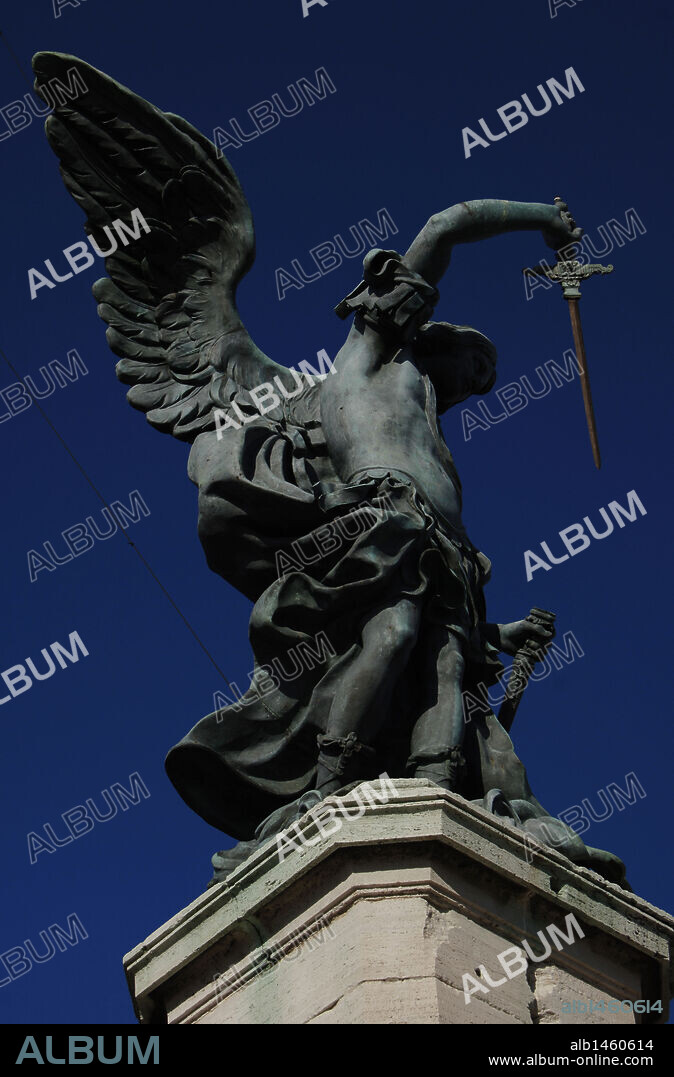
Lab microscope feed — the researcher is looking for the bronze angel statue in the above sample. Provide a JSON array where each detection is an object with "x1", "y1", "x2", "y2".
[{"x1": 33, "y1": 52, "x2": 627, "y2": 887}]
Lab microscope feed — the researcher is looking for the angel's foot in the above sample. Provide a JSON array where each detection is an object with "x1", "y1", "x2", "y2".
[
  {"x1": 410, "y1": 747, "x2": 466, "y2": 793},
  {"x1": 573, "y1": 846, "x2": 630, "y2": 889},
  {"x1": 209, "y1": 839, "x2": 260, "y2": 885},
  {"x1": 315, "y1": 731, "x2": 374, "y2": 797}
]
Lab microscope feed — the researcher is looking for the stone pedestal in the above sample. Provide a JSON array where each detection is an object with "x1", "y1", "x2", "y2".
[{"x1": 124, "y1": 780, "x2": 674, "y2": 1024}]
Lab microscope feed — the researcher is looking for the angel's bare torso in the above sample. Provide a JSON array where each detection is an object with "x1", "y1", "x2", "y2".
[
  {"x1": 320, "y1": 199, "x2": 580, "y2": 539},
  {"x1": 320, "y1": 324, "x2": 467, "y2": 539}
]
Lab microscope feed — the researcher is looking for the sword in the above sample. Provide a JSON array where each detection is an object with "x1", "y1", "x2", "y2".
[{"x1": 524, "y1": 197, "x2": 612, "y2": 469}]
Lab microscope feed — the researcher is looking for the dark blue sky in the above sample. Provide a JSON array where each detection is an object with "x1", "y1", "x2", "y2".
[{"x1": 0, "y1": 0, "x2": 670, "y2": 1024}]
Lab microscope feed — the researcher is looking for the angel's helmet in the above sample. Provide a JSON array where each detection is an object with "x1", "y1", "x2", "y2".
[{"x1": 412, "y1": 320, "x2": 497, "y2": 413}]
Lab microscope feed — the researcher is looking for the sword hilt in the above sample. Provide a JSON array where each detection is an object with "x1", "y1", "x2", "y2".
[
  {"x1": 523, "y1": 197, "x2": 613, "y2": 298},
  {"x1": 523, "y1": 260, "x2": 614, "y2": 299}
]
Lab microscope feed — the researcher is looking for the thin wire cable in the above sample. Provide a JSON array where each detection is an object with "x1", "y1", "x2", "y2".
[
  {"x1": 0, "y1": 30, "x2": 34, "y2": 89},
  {"x1": 0, "y1": 28, "x2": 237, "y2": 693},
  {"x1": 0, "y1": 342, "x2": 235, "y2": 690}
]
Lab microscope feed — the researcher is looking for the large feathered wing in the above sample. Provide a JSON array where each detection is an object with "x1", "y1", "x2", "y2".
[{"x1": 32, "y1": 51, "x2": 297, "y2": 441}]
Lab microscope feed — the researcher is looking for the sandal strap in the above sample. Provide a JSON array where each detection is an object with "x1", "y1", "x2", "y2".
[{"x1": 317, "y1": 732, "x2": 374, "y2": 775}]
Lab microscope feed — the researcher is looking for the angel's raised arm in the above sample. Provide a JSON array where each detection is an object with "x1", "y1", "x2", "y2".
[{"x1": 403, "y1": 198, "x2": 583, "y2": 287}]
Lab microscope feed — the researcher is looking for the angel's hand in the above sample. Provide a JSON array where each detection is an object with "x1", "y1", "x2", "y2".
[
  {"x1": 541, "y1": 199, "x2": 584, "y2": 252},
  {"x1": 497, "y1": 618, "x2": 555, "y2": 658}
]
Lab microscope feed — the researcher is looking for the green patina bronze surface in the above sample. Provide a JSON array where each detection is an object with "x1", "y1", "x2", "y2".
[{"x1": 33, "y1": 51, "x2": 626, "y2": 889}]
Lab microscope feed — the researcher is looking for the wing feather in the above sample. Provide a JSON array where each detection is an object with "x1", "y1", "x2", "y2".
[{"x1": 33, "y1": 51, "x2": 293, "y2": 442}]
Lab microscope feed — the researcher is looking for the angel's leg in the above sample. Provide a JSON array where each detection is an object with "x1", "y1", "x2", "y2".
[
  {"x1": 315, "y1": 597, "x2": 421, "y2": 797},
  {"x1": 407, "y1": 625, "x2": 467, "y2": 792}
]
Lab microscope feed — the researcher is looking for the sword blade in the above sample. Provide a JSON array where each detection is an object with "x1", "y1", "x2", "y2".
[{"x1": 567, "y1": 297, "x2": 601, "y2": 469}]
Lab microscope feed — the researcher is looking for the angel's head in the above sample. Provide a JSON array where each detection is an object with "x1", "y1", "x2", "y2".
[{"x1": 412, "y1": 321, "x2": 497, "y2": 413}]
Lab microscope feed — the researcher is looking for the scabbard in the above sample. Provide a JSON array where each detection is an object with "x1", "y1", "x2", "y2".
[{"x1": 497, "y1": 608, "x2": 556, "y2": 733}]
